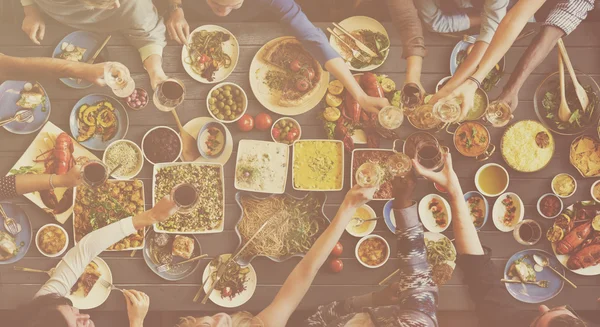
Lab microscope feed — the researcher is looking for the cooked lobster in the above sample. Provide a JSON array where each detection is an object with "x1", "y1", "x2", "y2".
[
  {"x1": 344, "y1": 91, "x2": 361, "y2": 123},
  {"x1": 335, "y1": 116, "x2": 354, "y2": 153},
  {"x1": 567, "y1": 244, "x2": 600, "y2": 270},
  {"x1": 360, "y1": 72, "x2": 385, "y2": 98},
  {"x1": 556, "y1": 221, "x2": 593, "y2": 255}
]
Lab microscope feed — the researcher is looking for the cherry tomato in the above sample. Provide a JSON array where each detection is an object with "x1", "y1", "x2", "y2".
[
  {"x1": 302, "y1": 67, "x2": 315, "y2": 81},
  {"x1": 329, "y1": 258, "x2": 343, "y2": 273},
  {"x1": 286, "y1": 128, "x2": 299, "y2": 142},
  {"x1": 289, "y1": 59, "x2": 302, "y2": 72},
  {"x1": 272, "y1": 127, "x2": 281, "y2": 139},
  {"x1": 199, "y1": 54, "x2": 210, "y2": 63},
  {"x1": 295, "y1": 78, "x2": 309, "y2": 92},
  {"x1": 330, "y1": 241, "x2": 343, "y2": 257},
  {"x1": 255, "y1": 112, "x2": 273, "y2": 131},
  {"x1": 237, "y1": 114, "x2": 254, "y2": 132},
  {"x1": 221, "y1": 286, "x2": 232, "y2": 298}
]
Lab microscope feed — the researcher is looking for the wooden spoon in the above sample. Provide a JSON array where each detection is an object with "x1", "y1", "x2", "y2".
[
  {"x1": 558, "y1": 53, "x2": 572, "y2": 122},
  {"x1": 557, "y1": 39, "x2": 589, "y2": 112},
  {"x1": 170, "y1": 109, "x2": 200, "y2": 162}
]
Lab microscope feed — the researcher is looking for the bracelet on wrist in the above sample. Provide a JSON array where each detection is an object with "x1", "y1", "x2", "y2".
[{"x1": 467, "y1": 76, "x2": 481, "y2": 89}]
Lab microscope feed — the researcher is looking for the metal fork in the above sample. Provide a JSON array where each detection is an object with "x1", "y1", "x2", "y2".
[
  {"x1": 98, "y1": 278, "x2": 124, "y2": 293},
  {"x1": 0, "y1": 204, "x2": 21, "y2": 235},
  {"x1": 327, "y1": 27, "x2": 371, "y2": 63},
  {"x1": 501, "y1": 279, "x2": 549, "y2": 288},
  {"x1": 14, "y1": 266, "x2": 55, "y2": 276},
  {"x1": 157, "y1": 254, "x2": 207, "y2": 273}
]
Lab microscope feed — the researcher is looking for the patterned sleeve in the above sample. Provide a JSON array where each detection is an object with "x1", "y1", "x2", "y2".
[
  {"x1": 544, "y1": 0, "x2": 595, "y2": 35},
  {"x1": 0, "y1": 175, "x2": 18, "y2": 201}
]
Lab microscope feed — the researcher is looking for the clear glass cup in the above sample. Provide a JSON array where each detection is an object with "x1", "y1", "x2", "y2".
[
  {"x1": 355, "y1": 162, "x2": 384, "y2": 188},
  {"x1": 170, "y1": 183, "x2": 198, "y2": 214},
  {"x1": 485, "y1": 100, "x2": 512, "y2": 127},
  {"x1": 415, "y1": 140, "x2": 447, "y2": 171},
  {"x1": 81, "y1": 160, "x2": 109, "y2": 188},
  {"x1": 513, "y1": 219, "x2": 542, "y2": 245},
  {"x1": 378, "y1": 105, "x2": 404, "y2": 130},
  {"x1": 432, "y1": 98, "x2": 461, "y2": 123},
  {"x1": 386, "y1": 152, "x2": 412, "y2": 177},
  {"x1": 153, "y1": 78, "x2": 186, "y2": 112},
  {"x1": 400, "y1": 83, "x2": 424, "y2": 112},
  {"x1": 103, "y1": 62, "x2": 135, "y2": 98}
]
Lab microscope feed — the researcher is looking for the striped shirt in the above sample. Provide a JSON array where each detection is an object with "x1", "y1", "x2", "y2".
[{"x1": 544, "y1": 0, "x2": 596, "y2": 35}]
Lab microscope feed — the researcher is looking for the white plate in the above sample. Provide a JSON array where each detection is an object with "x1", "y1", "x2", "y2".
[
  {"x1": 329, "y1": 16, "x2": 390, "y2": 72},
  {"x1": 183, "y1": 117, "x2": 233, "y2": 165},
  {"x1": 202, "y1": 254, "x2": 257, "y2": 308},
  {"x1": 66, "y1": 257, "x2": 112, "y2": 310},
  {"x1": 345, "y1": 204, "x2": 377, "y2": 237},
  {"x1": 152, "y1": 162, "x2": 225, "y2": 234},
  {"x1": 235, "y1": 140, "x2": 289, "y2": 194},
  {"x1": 249, "y1": 36, "x2": 329, "y2": 116},
  {"x1": 418, "y1": 194, "x2": 452, "y2": 233},
  {"x1": 492, "y1": 192, "x2": 524, "y2": 232},
  {"x1": 182, "y1": 25, "x2": 239, "y2": 84},
  {"x1": 424, "y1": 232, "x2": 457, "y2": 270},
  {"x1": 292, "y1": 139, "x2": 344, "y2": 192},
  {"x1": 7, "y1": 122, "x2": 99, "y2": 224}
]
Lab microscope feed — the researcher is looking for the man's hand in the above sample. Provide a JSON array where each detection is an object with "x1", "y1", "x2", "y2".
[
  {"x1": 358, "y1": 94, "x2": 390, "y2": 114},
  {"x1": 22, "y1": 5, "x2": 45, "y2": 45},
  {"x1": 440, "y1": 79, "x2": 478, "y2": 121},
  {"x1": 123, "y1": 290, "x2": 150, "y2": 327},
  {"x1": 413, "y1": 152, "x2": 461, "y2": 196},
  {"x1": 392, "y1": 173, "x2": 416, "y2": 209},
  {"x1": 373, "y1": 282, "x2": 402, "y2": 306},
  {"x1": 495, "y1": 89, "x2": 519, "y2": 112},
  {"x1": 165, "y1": 8, "x2": 190, "y2": 45},
  {"x1": 74, "y1": 62, "x2": 107, "y2": 86},
  {"x1": 342, "y1": 185, "x2": 376, "y2": 210}
]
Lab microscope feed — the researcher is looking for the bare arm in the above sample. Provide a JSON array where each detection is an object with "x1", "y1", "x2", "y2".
[
  {"x1": 14, "y1": 167, "x2": 81, "y2": 195},
  {"x1": 0, "y1": 54, "x2": 104, "y2": 84}
]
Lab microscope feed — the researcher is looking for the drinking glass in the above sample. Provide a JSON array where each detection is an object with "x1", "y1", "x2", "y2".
[
  {"x1": 355, "y1": 162, "x2": 384, "y2": 188},
  {"x1": 400, "y1": 83, "x2": 424, "y2": 112},
  {"x1": 485, "y1": 100, "x2": 512, "y2": 127},
  {"x1": 432, "y1": 98, "x2": 461, "y2": 123},
  {"x1": 153, "y1": 78, "x2": 186, "y2": 112},
  {"x1": 378, "y1": 105, "x2": 404, "y2": 130},
  {"x1": 81, "y1": 160, "x2": 109, "y2": 188},
  {"x1": 386, "y1": 152, "x2": 412, "y2": 177},
  {"x1": 170, "y1": 183, "x2": 198, "y2": 214},
  {"x1": 414, "y1": 140, "x2": 447, "y2": 171},
  {"x1": 513, "y1": 219, "x2": 542, "y2": 245},
  {"x1": 103, "y1": 62, "x2": 135, "y2": 98}
]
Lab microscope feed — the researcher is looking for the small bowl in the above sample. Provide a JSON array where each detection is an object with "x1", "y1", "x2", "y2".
[
  {"x1": 124, "y1": 88, "x2": 149, "y2": 110},
  {"x1": 355, "y1": 234, "x2": 390, "y2": 269},
  {"x1": 475, "y1": 163, "x2": 509, "y2": 197},
  {"x1": 271, "y1": 117, "x2": 302, "y2": 146},
  {"x1": 345, "y1": 204, "x2": 377, "y2": 237},
  {"x1": 102, "y1": 139, "x2": 144, "y2": 180},
  {"x1": 551, "y1": 173, "x2": 577, "y2": 198},
  {"x1": 537, "y1": 193, "x2": 564, "y2": 219},
  {"x1": 206, "y1": 82, "x2": 248, "y2": 123},
  {"x1": 141, "y1": 126, "x2": 182, "y2": 165},
  {"x1": 196, "y1": 121, "x2": 227, "y2": 158},
  {"x1": 591, "y1": 180, "x2": 600, "y2": 202},
  {"x1": 35, "y1": 223, "x2": 69, "y2": 258}
]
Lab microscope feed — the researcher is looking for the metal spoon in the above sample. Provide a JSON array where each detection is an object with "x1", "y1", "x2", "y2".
[
  {"x1": 351, "y1": 216, "x2": 382, "y2": 227},
  {"x1": 0, "y1": 204, "x2": 21, "y2": 235},
  {"x1": 533, "y1": 254, "x2": 577, "y2": 288},
  {"x1": 0, "y1": 109, "x2": 34, "y2": 127},
  {"x1": 13, "y1": 266, "x2": 55, "y2": 277}
]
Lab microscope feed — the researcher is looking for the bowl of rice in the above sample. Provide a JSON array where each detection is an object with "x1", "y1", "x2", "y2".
[
  {"x1": 103, "y1": 139, "x2": 144, "y2": 180},
  {"x1": 500, "y1": 120, "x2": 554, "y2": 173}
]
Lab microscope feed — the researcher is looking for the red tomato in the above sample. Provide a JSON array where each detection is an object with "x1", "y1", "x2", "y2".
[
  {"x1": 329, "y1": 258, "x2": 343, "y2": 273},
  {"x1": 330, "y1": 241, "x2": 343, "y2": 257},
  {"x1": 302, "y1": 67, "x2": 315, "y2": 81},
  {"x1": 289, "y1": 59, "x2": 302, "y2": 72},
  {"x1": 272, "y1": 127, "x2": 281, "y2": 139},
  {"x1": 295, "y1": 78, "x2": 309, "y2": 92},
  {"x1": 287, "y1": 128, "x2": 299, "y2": 142},
  {"x1": 221, "y1": 286, "x2": 232, "y2": 298},
  {"x1": 199, "y1": 54, "x2": 210, "y2": 63},
  {"x1": 237, "y1": 114, "x2": 254, "y2": 132},
  {"x1": 255, "y1": 112, "x2": 273, "y2": 131}
]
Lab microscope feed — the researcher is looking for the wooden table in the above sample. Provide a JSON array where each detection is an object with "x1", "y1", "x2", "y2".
[{"x1": 1, "y1": 21, "x2": 600, "y2": 327}]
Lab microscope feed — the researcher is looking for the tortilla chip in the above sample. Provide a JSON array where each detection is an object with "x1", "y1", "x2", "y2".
[{"x1": 575, "y1": 138, "x2": 595, "y2": 154}]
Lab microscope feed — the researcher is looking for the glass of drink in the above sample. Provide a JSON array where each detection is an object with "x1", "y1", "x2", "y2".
[
  {"x1": 355, "y1": 162, "x2": 383, "y2": 188},
  {"x1": 432, "y1": 98, "x2": 461, "y2": 123},
  {"x1": 414, "y1": 140, "x2": 447, "y2": 171},
  {"x1": 104, "y1": 62, "x2": 135, "y2": 98},
  {"x1": 386, "y1": 152, "x2": 412, "y2": 177},
  {"x1": 513, "y1": 219, "x2": 542, "y2": 245},
  {"x1": 485, "y1": 100, "x2": 512, "y2": 127},
  {"x1": 170, "y1": 183, "x2": 198, "y2": 214},
  {"x1": 153, "y1": 78, "x2": 186, "y2": 112},
  {"x1": 81, "y1": 160, "x2": 109, "y2": 188},
  {"x1": 400, "y1": 83, "x2": 424, "y2": 112},
  {"x1": 378, "y1": 106, "x2": 404, "y2": 130}
]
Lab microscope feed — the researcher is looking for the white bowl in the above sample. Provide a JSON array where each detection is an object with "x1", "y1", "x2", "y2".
[
  {"x1": 475, "y1": 163, "x2": 509, "y2": 197},
  {"x1": 102, "y1": 139, "x2": 144, "y2": 180},
  {"x1": 492, "y1": 192, "x2": 524, "y2": 232},
  {"x1": 345, "y1": 204, "x2": 377, "y2": 237},
  {"x1": 355, "y1": 234, "x2": 390, "y2": 269},
  {"x1": 206, "y1": 82, "x2": 248, "y2": 123},
  {"x1": 271, "y1": 117, "x2": 302, "y2": 146},
  {"x1": 35, "y1": 223, "x2": 69, "y2": 258},
  {"x1": 141, "y1": 126, "x2": 182, "y2": 165},
  {"x1": 418, "y1": 194, "x2": 452, "y2": 233},
  {"x1": 537, "y1": 193, "x2": 564, "y2": 219},
  {"x1": 551, "y1": 173, "x2": 577, "y2": 198},
  {"x1": 591, "y1": 180, "x2": 600, "y2": 202}
]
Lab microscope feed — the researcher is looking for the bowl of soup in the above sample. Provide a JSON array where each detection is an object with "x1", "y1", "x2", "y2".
[
  {"x1": 591, "y1": 180, "x2": 600, "y2": 203},
  {"x1": 475, "y1": 163, "x2": 509, "y2": 197},
  {"x1": 451, "y1": 121, "x2": 495, "y2": 160},
  {"x1": 346, "y1": 204, "x2": 377, "y2": 237}
]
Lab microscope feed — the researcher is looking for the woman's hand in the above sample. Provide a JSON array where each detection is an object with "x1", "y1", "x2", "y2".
[
  {"x1": 123, "y1": 290, "x2": 150, "y2": 327},
  {"x1": 149, "y1": 196, "x2": 178, "y2": 223},
  {"x1": 412, "y1": 152, "x2": 461, "y2": 196},
  {"x1": 22, "y1": 5, "x2": 45, "y2": 45},
  {"x1": 342, "y1": 185, "x2": 376, "y2": 210},
  {"x1": 440, "y1": 79, "x2": 478, "y2": 121},
  {"x1": 357, "y1": 94, "x2": 390, "y2": 114},
  {"x1": 165, "y1": 8, "x2": 190, "y2": 45},
  {"x1": 55, "y1": 165, "x2": 83, "y2": 188}
]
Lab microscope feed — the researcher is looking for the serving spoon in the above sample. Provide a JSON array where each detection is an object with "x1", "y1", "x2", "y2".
[
  {"x1": 557, "y1": 53, "x2": 572, "y2": 122},
  {"x1": 557, "y1": 39, "x2": 589, "y2": 113},
  {"x1": 171, "y1": 109, "x2": 201, "y2": 162},
  {"x1": 533, "y1": 254, "x2": 577, "y2": 288}
]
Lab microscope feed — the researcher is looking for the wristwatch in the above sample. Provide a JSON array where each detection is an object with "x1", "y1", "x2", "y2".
[{"x1": 168, "y1": 2, "x2": 183, "y2": 13}]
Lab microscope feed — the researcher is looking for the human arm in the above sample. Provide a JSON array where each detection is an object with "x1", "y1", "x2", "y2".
[
  {"x1": 124, "y1": 290, "x2": 150, "y2": 327},
  {"x1": 35, "y1": 197, "x2": 177, "y2": 297},
  {"x1": 0, "y1": 54, "x2": 107, "y2": 85},
  {"x1": 164, "y1": 0, "x2": 190, "y2": 45},
  {"x1": 21, "y1": 4, "x2": 45, "y2": 45},
  {"x1": 0, "y1": 166, "x2": 82, "y2": 201},
  {"x1": 414, "y1": 0, "x2": 471, "y2": 34},
  {"x1": 256, "y1": 186, "x2": 375, "y2": 327}
]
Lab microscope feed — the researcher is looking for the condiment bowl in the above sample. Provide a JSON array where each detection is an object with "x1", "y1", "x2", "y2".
[
  {"x1": 474, "y1": 163, "x2": 509, "y2": 197},
  {"x1": 355, "y1": 234, "x2": 390, "y2": 269},
  {"x1": 537, "y1": 193, "x2": 563, "y2": 219},
  {"x1": 271, "y1": 117, "x2": 302, "y2": 146},
  {"x1": 103, "y1": 139, "x2": 144, "y2": 180},
  {"x1": 206, "y1": 82, "x2": 248, "y2": 124},
  {"x1": 141, "y1": 126, "x2": 182, "y2": 165},
  {"x1": 345, "y1": 204, "x2": 376, "y2": 237},
  {"x1": 196, "y1": 121, "x2": 227, "y2": 158},
  {"x1": 551, "y1": 173, "x2": 577, "y2": 198},
  {"x1": 591, "y1": 180, "x2": 600, "y2": 203},
  {"x1": 35, "y1": 223, "x2": 69, "y2": 258}
]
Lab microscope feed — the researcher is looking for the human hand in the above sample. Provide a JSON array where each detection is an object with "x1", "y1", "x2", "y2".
[
  {"x1": 22, "y1": 5, "x2": 45, "y2": 45},
  {"x1": 392, "y1": 173, "x2": 416, "y2": 209},
  {"x1": 358, "y1": 94, "x2": 389, "y2": 114},
  {"x1": 76, "y1": 62, "x2": 107, "y2": 86},
  {"x1": 123, "y1": 289, "x2": 150, "y2": 327},
  {"x1": 149, "y1": 196, "x2": 178, "y2": 223},
  {"x1": 165, "y1": 8, "x2": 190, "y2": 45},
  {"x1": 55, "y1": 165, "x2": 82, "y2": 188},
  {"x1": 373, "y1": 282, "x2": 402, "y2": 306},
  {"x1": 440, "y1": 79, "x2": 478, "y2": 121},
  {"x1": 412, "y1": 152, "x2": 461, "y2": 197},
  {"x1": 495, "y1": 89, "x2": 519, "y2": 112},
  {"x1": 342, "y1": 185, "x2": 376, "y2": 210},
  {"x1": 148, "y1": 65, "x2": 168, "y2": 91}
]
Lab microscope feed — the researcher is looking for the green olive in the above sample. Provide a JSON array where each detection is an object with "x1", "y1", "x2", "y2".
[
  {"x1": 209, "y1": 104, "x2": 216, "y2": 110},
  {"x1": 234, "y1": 89, "x2": 240, "y2": 96},
  {"x1": 217, "y1": 102, "x2": 224, "y2": 109},
  {"x1": 211, "y1": 109, "x2": 219, "y2": 115},
  {"x1": 225, "y1": 110, "x2": 231, "y2": 115},
  {"x1": 224, "y1": 85, "x2": 231, "y2": 91},
  {"x1": 280, "y1": 132, "x2": 287, "y2": 140},
  {"x1": 222, "y1": 90, "x2": 230, "y2": 97},
  {"x1": 208, "y1": 98, "x2": 216, "y2": 105},
  {"x1": 228, "y1": 114, "x2": 236, "y2": 120},
  {"x1": 284, "y1": 126, "x2": 290, "y2": 132},
  {"x1": 224, "y1": 105, "x2": 231, "y2": 110},
  {"x1": 226, "y1": 99, "x2": 233, "y2": 106},
  {"x1": 212, "y1": 90, "x2": 220, "y2": 97},
  {"x1": 217, "y1": 114, "x2": 225, "y2": 120}
]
